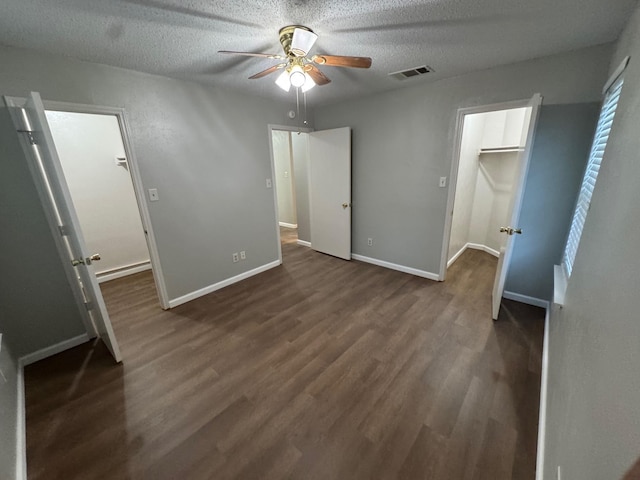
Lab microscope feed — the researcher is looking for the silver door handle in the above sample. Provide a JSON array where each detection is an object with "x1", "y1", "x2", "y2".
[{"x1": 499, "y1": 227, "x2": 522, "y2": 235}]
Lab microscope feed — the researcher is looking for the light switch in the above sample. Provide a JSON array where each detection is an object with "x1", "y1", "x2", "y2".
[
  {"x1": 284, "y1": 171, "x2": 289, "y2": 178},
  {"x1": 266, "y1": 179, "x2": 272, "y2": 188},
  {"x1": 148, "y1": 188, "x2": 159, "y2": 202},
  {"x1": 439, "y1": 177, "x2": 447, "y2": 188}
]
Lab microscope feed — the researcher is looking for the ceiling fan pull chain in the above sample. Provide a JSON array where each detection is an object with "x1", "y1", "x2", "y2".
[
  {"x1": 303, "y1": 91, "x2": 308, "y2": 127},
  {"x1": 296, "y1": 87, "x2": 301, "y2": 132}
]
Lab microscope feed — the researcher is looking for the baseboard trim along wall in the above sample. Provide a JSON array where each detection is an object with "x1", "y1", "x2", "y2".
[
  {"x1": 278, "y1": 222, "x2": 298, "y2": 229},
  {"x1": 20, "y1": 333, "x2": 90, "y2": 367},
  {"x1": 351, "y1": 254, "x2": 440, "y2": 281},
  {"x1": 16, "y1": 362, "x2": 26, "y2": 480},
  {"x1": 168, "y1": 260, "x2": 281, "y2": 308},
  {"x1": 503, "y1": 291, "x2": 550, "y2": 310},
  {"x1": 97, "y1": 261, "x2": 152, "y2": 283},
  {"x1": 296, "y1": 239, "x2": 311, "y2": 247},
  {"x1": 448, "y1": 243, "x2": 499, "y2": 268},
  {"x1": 535, "y1": 306, "x2": 551, "y2": 480}
]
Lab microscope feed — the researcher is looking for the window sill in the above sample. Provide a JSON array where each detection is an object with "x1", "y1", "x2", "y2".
[{"x1": 553, "y1": 264, "x2": 567, "y2": 307}]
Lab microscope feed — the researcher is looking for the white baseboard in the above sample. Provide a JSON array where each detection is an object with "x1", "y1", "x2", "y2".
[
  {"x1": 168, "y1": 260, "x2": 281, "y2": 308},
  {"x1": 536, "y1": 306, "x2": 551, "y2": 480},
  {"x1": 467, "y1": 242, "x2": 499, "y2": 258},
  {"x1": 279, "y1": 222, "x2": 298, "y2": 229},
  {"x1": 447, "y1": 244, "x2": 468, "y2": 268},
  {"x1": 296, "y1": 239, "x2": 311, "y2": 247},
  {"x1": 16, "y1": 361, "x2": 26, "y2": 480},
  {"x1": 503, "y1": 290, "x2": 550, "y2": 310},
  {"x1": 97, "y1": 261, "x2": 152, "y2": 283},
  {"x1": 20, "y1": 333, "x2": 90, "y2": 367},
  {"x1": 351, "y1": 254, "x2": 440, "y2": 281}
]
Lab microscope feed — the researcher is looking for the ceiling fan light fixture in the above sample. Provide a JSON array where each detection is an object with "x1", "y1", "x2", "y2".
[
  {"x1": 301, "y1": 73, "x2": 316, "y2": 92},
  {"x1": 290, "y1": 28, "x2": 318, "y2": 57},
  {"x1": 275, "y1": 70, "x2": 291, "y2": 91},
  {"x1": 289, "y1": 65, "x2": 306, "y2": 88}
]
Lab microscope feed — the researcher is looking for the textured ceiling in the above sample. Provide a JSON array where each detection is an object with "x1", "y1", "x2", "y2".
[{"x1": 0, "y1": 0, "x2": 637, "y2": 106}]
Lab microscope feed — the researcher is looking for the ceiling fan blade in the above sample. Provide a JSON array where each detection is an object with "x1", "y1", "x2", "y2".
[
  {"x1": 311, "y1": 55, "x2": 372, "y2": 69},
  {"x1": 219, "y1": 50, "x2": 284, "y2": 60},
  {"x1": 304, "y1": 65, "x2": 331, "y2": 86},
  {"x1": 249, "y1": 63, "x2": 287, "y2": 79}
]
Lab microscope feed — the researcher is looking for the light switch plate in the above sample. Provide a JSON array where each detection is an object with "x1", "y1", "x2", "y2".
[
  {"x1": 439, "y1": 177, "x2": 447, "y2": 188},
  {"x1": 266, "y1": 179, "x2": 272, "y2": 188}
]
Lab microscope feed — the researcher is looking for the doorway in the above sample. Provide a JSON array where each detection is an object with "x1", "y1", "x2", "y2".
[{"x1": 42, "y1": 102, "x2": 169, "y2": 313}]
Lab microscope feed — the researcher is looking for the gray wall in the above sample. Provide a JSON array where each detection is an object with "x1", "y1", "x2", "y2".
[
  {"x1": 543, "y1": 4, "x2": 640, "y2": 478},
  {"x1": 0, "y1": 44, "x2": 302, "y2": 302},
  {"x1": 504, "y1": 103, "x2": 599, "y2": 301},
  {"x1": 314, "y1": 44, "x2": 612, "y2": 274}
]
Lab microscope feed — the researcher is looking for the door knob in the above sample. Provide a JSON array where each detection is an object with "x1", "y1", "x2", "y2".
[
  {"x1": 499, "y1": 227, "x2": 522, "y2": 235},
  {"x1": 342, "y1": 203, "x2": 351, "y2": 209},
  {"x1": 71, "y1": 253, "x2": 101, "y2": 267}
]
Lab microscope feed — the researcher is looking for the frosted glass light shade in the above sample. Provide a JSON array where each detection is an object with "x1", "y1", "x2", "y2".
[
  {"x1": 289, "y1": 65, "x2": 306, "y2": 88},
  {"x1": 275, "y1": 70, "x2": 291, "y2": 92},
  {"x1": 290, "y1": 28, "x2": 318, "y2": 56},
  {"x1": 301, "y1": 73, "x2": 316, "y2": 92}
]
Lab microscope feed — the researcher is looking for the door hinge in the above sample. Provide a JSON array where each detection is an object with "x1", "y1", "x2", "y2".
[
  {"x1": 17, "y1": 129, "x2": 37, "y2": 145},
  {"x1": 84, "y1": 301, "x2": 94, "y2": 311},
  {"x1": 58, "y1": 225, "x2": 71, "y2": 236}
]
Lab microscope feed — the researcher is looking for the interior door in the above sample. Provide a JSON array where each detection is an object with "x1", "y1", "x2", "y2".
[
  {"x1": 4, "y1": 92, "x2": 122, "y2": 362},
  {"x1": 309, "y1": 127, "x2": 351, "y2": 260},
  {"x1": 491, "y1": 94, "x2": 542, "y2": 320}
]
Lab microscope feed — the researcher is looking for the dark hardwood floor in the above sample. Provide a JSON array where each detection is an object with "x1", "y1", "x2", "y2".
[{"x1": 25, "y1": 231, "x2": 544, "y2": 479}]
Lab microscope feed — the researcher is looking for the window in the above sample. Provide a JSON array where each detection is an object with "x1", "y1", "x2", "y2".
[{"x1": 562, "y1": 76, "x2": 624, "y2": 276}]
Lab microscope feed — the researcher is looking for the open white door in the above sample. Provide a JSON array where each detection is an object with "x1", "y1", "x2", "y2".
[
  {"x1": 491, "y1": 94, "x2": 542, "y2": 320},
  {"x1": 309, "y1": 127, "x2": 351, "y2": 260},
  {"x1": 4, "y1": 92, "x2": 122, "y2": 362}
]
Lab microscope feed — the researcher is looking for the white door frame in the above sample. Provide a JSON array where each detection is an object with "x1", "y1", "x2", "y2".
[
  {"x1": 44, "y1": 100, "x2": 170, "y2": 310},
  {"x1": 439, "y1": 96, "x2": 542, "y2": 281},
  {"x1": 267, "y1": 124, "x2": 312, "y2": 264}
]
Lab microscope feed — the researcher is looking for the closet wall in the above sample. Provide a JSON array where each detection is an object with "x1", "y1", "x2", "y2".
[{"x1": 448, "y1": 108, "x2": 529, "y2": 264}]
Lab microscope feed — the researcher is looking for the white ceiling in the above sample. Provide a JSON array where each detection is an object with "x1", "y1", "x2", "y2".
[{"x1": 1, "y1": 0, "x2": 637, "y2": 106}]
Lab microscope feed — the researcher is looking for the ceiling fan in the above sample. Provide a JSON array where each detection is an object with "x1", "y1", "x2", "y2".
[{"x1": 219, "y1": 25, "x2": 372, "y2": 92}]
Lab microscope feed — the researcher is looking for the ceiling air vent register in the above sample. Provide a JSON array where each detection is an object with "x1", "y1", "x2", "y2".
[{"x1": 389, "y1": 65, "x2": 433, "y2": 80}]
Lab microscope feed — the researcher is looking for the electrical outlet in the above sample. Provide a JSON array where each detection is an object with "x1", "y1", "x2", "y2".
[
  {"x1": 367, "y1": 238, "x2": 373, "y2": 246},
  {"x1": 266, "y1": 178, "x2": 272, "y2": 188},
  {"x1": 232, "y1": 252, "x2": 239, "y2": 263},
  {"x1": 439, "y1": 177, "x2": 447, "y2": 188},
  {"x1": 240, "y1": 251, "x2": 246, "y2": 260}
]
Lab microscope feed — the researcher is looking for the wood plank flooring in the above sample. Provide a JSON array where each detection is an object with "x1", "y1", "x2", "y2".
[{"x1": 25, "y1": 229, "x2": 545, "y2": 479}]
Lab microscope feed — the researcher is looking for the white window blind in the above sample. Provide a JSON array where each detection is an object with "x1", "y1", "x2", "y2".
[{"x1": 562, "y1": 77, "x2": 624, "y2": 276}]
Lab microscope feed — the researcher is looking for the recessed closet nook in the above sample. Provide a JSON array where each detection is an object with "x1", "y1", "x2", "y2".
[{"x1": 448, "y1": 107, "x2": 531, "y2": 267}]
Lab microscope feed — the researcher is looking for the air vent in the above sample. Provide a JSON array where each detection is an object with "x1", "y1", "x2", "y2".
[{"x1": 389, "y1": 65, "x2": 433, "y2": 80}]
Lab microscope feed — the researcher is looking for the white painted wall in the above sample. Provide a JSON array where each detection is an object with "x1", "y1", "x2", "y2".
[
  {"x1": 46, "y1": 111, "x2": 150, "y2": 276},
  {"x1": 272, "y1": 130, "x2": 297, "y2": 227},
  {"x1": 291, "y1": 132, "x2": 311, "y2": 242}
]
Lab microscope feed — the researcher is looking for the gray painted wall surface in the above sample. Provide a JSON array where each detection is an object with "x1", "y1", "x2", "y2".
[
  {"x1": 0, "y1": 337, "x2": 19, "y2": 480},
  {"x1": 504, "y1": 103, "x2": 599, "y2": 301},
  {"x1": 0, "y1": 44, "x2": 302, "y2": 301},
  {"x1": 314, "y1": 44, "x2": 612, "y2": 274},
  {"x1": 543, "y1": 5, "x2": 640, "y2": 478},
  {"x1": 0, "y1": 106, "x2": 86, "y2": 357},
  {"x1": 291, "y1": 132, "x2": 311, "y2": 242}
]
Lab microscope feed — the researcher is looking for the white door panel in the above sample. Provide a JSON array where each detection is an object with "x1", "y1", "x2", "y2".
[
  {"x1": 4, "y1": 92, "x2": 122, "y2": 362},
  {"x1": 309, "y1": 127, "x2": 351, "y2": 260}
]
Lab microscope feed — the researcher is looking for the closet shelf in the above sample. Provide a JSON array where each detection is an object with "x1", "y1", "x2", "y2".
[{"x1": 478, "y1": 146, "x2": 524, "y2": 154}]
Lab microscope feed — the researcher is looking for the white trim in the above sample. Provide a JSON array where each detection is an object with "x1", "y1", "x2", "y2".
[
  {"x1": 279, "y1": 222, "x2": 298, "y2": 229},
  {"x1": 42, "y1": 100, "x2": 171, "y2": 310},
  {"x1": 603, "y1": 56, "x2": 629, "y2": 94},
  {"x1": 553, "y1": 264, "x2": 568, "y2": 307},
  {"x1": 502, "y1": 291, "x2": 550, "y2": 310},
  {"x1": 535, "y1": 306, "x2": 551, "y2": 480},
  {"x1": 16, "y1": 361, "x2": 26, "y2": 480},
  {"x1": 297, "y1": 239, "x2": 311, "y2": 247},
  {"x1": 97, "y1": 262, "x2": 152, "y2": 283},
  {"x1": 168, "y1": 260, "x2": 281, "y2": 308},
  {"x1": 351, "y1": 254, "x2": 440, "y2": 281},
  {"x1": 439, "y1": 96, "x2": 541, "y2": 282},
  {"x1": 20, "y1": 334, "x2": 90, "y2": 367},
  {"x1": 447, "y1": 244, "x2": 468, "y2": 267},
  {"x1": 467, "y1": 242, "x2": 500, "y2": 258}
]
